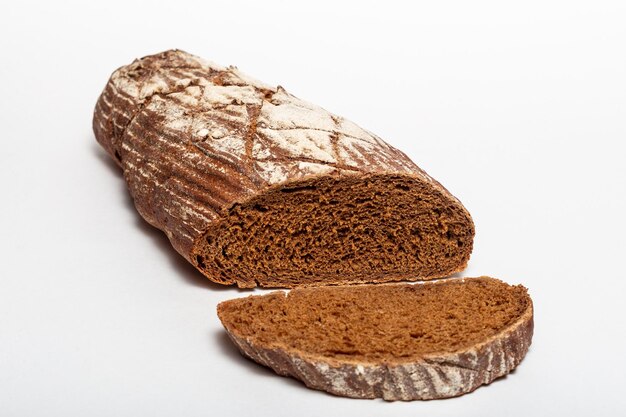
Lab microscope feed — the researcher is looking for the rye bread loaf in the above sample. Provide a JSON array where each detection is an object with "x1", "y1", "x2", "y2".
[
  {"x1": 217, "y1": 277, "x2": 533, "y2": 400},
  {"x1": 93, "y1": 50, "x2": 475, "y2": 288}
]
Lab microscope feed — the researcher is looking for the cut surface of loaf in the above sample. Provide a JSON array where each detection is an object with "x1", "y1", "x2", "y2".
[
  {"x1": 94, "y1": 49, "x2": 475, "y2": 288},
  {"x1": 217, "y1": 277, "x2": 533, "y2": 400}
]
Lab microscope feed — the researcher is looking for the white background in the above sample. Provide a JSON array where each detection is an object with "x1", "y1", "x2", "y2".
[{"x1": 1, "y1": 1, "x2": 625, "y2": 416}]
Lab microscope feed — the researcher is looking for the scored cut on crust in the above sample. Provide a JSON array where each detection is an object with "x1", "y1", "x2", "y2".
[{"x1": 217, "y1": 277, "x2": 534, "y2": 400}]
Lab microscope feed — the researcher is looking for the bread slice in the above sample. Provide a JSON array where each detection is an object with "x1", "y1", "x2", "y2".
[
  {"x1": 217, "y1": 277, "x2": 533, "y2": 400},
  {"x1": 93, "y1": 50, "x2": 475, "y2": 288}
]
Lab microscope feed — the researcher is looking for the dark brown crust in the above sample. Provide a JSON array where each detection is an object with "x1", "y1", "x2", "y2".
[
  {"x1": 218, "y1": 277, "x2": 534, "y2": 401},
  {"x1": 93, "y1": 50, "x2": 475, "y2": 287}
]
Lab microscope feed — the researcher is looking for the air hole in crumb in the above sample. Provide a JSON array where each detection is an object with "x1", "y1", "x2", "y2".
[{"x1": 281, "y1": 185, "x2": 317, "y2": 193}]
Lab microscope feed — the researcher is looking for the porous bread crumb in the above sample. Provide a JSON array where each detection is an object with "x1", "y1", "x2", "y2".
[
  {"x1": 218, "y1": 277, "x2": 531, "y2": 363},
  {"x1": 194, "y1": 174, "x2": 473, "y2": 288}
]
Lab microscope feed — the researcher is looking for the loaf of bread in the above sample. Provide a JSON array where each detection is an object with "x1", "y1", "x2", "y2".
[
  {"x1": 93, "y1": 50, "x2": 475, "y2": 288},
  {"x1": 218, "y1": 277, "x2": 533, "y2": 400}
]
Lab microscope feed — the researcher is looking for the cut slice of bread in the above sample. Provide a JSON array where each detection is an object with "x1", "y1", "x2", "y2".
[
  {"x1": 93, "y1": 50, "x2": 475, "y2": 288},
  {"x1": 217, "y1": 277, "x2": 533, "y2": 400}
]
